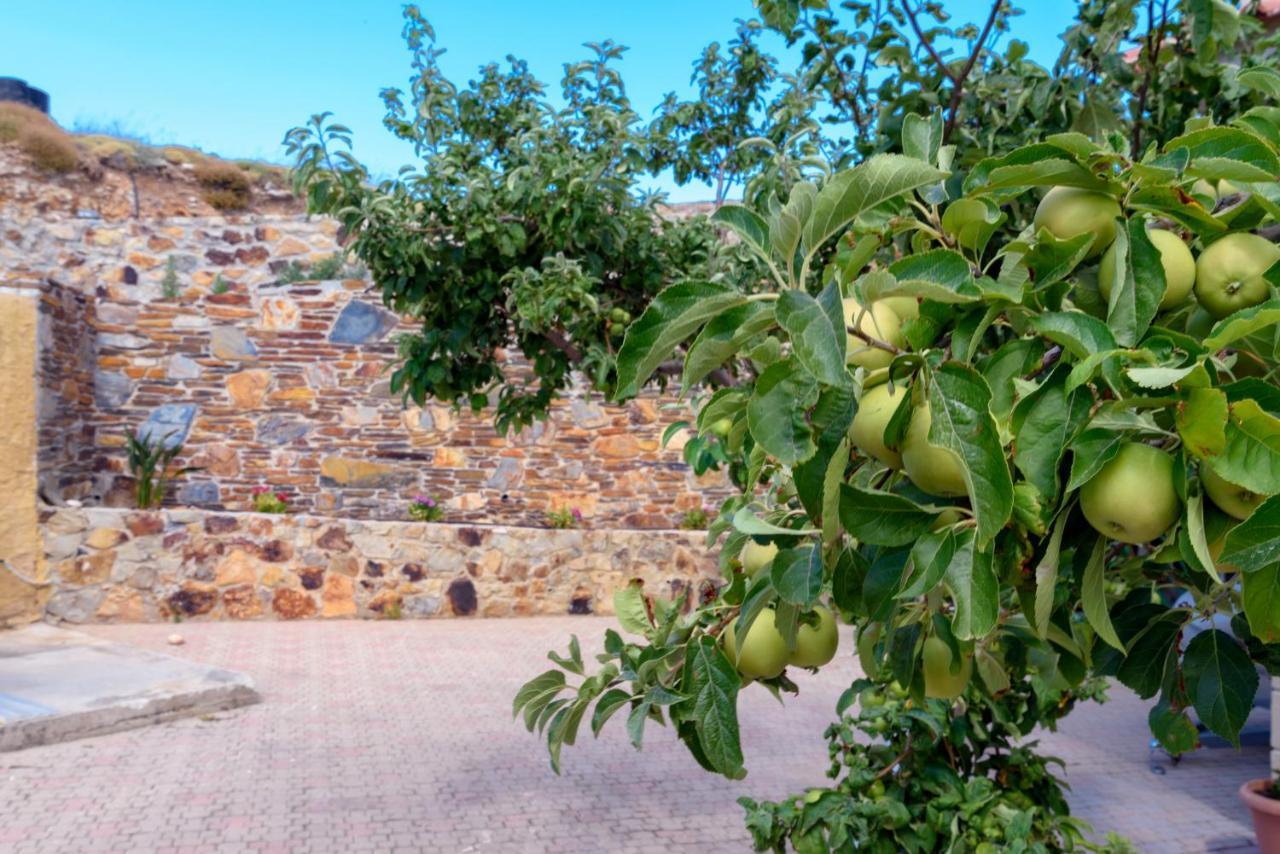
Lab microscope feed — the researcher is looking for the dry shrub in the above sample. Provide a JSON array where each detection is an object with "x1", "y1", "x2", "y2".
[
  {"x1": 76, "y1": 134, "x2": 141, "y2": 169},
  {"x1": 194, "y1": 161, "x2": 251, "y2": 210},
  {"x1": 18, "y1": 126, "x2": 79, "y2": 173},
  {"x1": 0, "y1": 101, "x2": 57, "y2": 142}
]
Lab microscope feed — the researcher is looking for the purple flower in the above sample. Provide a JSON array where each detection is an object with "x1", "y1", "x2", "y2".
[
  {"x1": 571, "y1": 508, "x2": 583, "y2": 521},
  {"x1": 413, "y1": 494, "x2": 430, "y2": 505},
  {"x1": 425, "y1": 498, "x2": 436, "y2": 507}
]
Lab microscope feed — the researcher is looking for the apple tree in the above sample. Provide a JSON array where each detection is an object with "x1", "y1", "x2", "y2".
[{"x1": 515, "y1": 63, "x2": 1280, "y2": 854}]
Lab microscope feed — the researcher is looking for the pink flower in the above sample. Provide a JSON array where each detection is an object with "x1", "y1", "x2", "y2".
[{"x1": 571, "y1": 508, "x2": 583, "y2": 521}]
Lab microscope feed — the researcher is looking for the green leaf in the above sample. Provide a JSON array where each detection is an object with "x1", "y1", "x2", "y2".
[
  {"x1": 747, "y1": 357, "x2": 820, "y2": 466},
  {"x1": 902, "y1": 111, "x2": 944, "y2": 164},
  {"x1": 711, "y1": 205, "x2": 771, "y2": 264},
  {"x1": 1241, "y1": 563, "x2": 1280, "y2": 646},
  {"x1": 1238, "y1": 67, "x2": 1280, "y2": 99},
  {"x1": 1117, "y1": 612, "x2": 1183, "y2": 699},
  {"x1": 975, "y1": 648, "x2": 1011, "y2": 694},
  {"x1": 982, "y1": 159, "x2": 1109, "y2": 193},
  {"x1": 1177, "y1": 387, "x2": 1229, "y2": 459},
  {"x1": 613, "y1": 582, "x2": 651, "y2": 636},
  {"x1": 898, "y1": 528, "x2": 956, "y2": 599},
  {"x1": 1032, "y1": 512, "x2": 1068, "y2": 638},
  {"x1": 731, "y1": 506, "x2": 817, "y2": 536},
  {"x1": 1183, "y1": 491, "x2": 1223, "y2": 584},
  {"x1": 1149, "y1": 697, "x2": 1200, "y2": 756},
  {"x1": 1030, "y1": 311, "x2": 1118, "y2": 358},
  {"x1": 838, "y1": 484, "x2": 937, "y2": 547},
  {"x1": 680, "y1": 637, "x2": 745, "y2": 779},
  {"x1": 944, "y1": 530, "x2": 999, "y2": 640},
  {"x1": 885, "y1": 250, "x2": 981, "y2": 303},
  {"x1": 1203, "y1": 299, "x2": 1280, "y2": 350},
  {"x1": 1105, "y1": 219, "x2": 1165, "y2": 348},
  {"x1": 771, "y1": 545, "x2": 823, "y2": 608},
  {"x1": 1012, "y1": 367, "x2": 1091, "y2": 499},
  {"x1": 926, "y1": 363, "x2": 1014, "y2": 548},
  {"x1": 1219, "y1": 495, "x2": 1280, "y2": 572},
  {"x1": 682, "y1": 301, "x2": 776, "y2": 390},
  {"x1": 1071, "y1": 92, "x2": 1123, "y2": 140},
  {"x1": 1066, "y1": 428, "x2": 1123, "y2": 492},
  {"x1": 513, "y1": 669, "x2": 566, "y2": 719},
  {"x1": 591, "y1": 689, "x2": 632, "y2": 737},
  {"x1": 1183, "y1": 628, "x2": 1259, "y2": 746},
  {"x1": 777, "y1": 288, "x2": 849, "y2": 387},
  {"x1": 615, "y1": 282, "x2": 746, "y2": 399},
  {"x1": 1081, "y1": 537, "x2": 1123, "y2": 652},
  {"x1": 1168, "y1": 126, "x2": 1280, "y2": 182},
  {"x1": 803, "y1": 154, "x2": 948, "y2": 261},
  {"x1": 1216, "y1": 399, "x2": 1280, "y2": 495}
]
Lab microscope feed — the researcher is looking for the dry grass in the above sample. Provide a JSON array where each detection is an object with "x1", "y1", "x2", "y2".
[
  {"x1": 194, "y1": 160, "x2": 252, "y2": 210},
  {"x1": 0, "y1": 102, "x2": 59, "y2": 143},
  {"x1": 18, "y1": 126, "x2": 79, "y2": 173}
]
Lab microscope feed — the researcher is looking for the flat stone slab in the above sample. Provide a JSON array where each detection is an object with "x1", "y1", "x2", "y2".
[{"x1": 0, "y1": 623, "x2": 259, "y2": 751}]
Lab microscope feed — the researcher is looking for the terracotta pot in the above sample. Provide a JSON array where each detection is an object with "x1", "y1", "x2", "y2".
[{"x1": 1241, "y1": 779, "x2": 1280, "y2": 854}]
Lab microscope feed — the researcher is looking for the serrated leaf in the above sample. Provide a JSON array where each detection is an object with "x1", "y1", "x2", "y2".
[
  {"x1": 1067, "y1": 428, "x2": 1123, "y2": 492},
  {"x1": 1013, "y1": 366, "x2": 1091, "y2": 499},
  {"x1": 1183, "y1": 628, "x2": 1259, "y2": 746},
  {"x1": 944, "y1": 530, "x2": 999, "y2": 640},
  {"x1": 613, "y1": 582, "x2": 651, "y2": 636},
  {"x1": 615, "y1": 282, "x2": 746, "y2": 399},
  {"x1": 591, "y1": 688, "x2": 632, "y2": 737},
  {"x1": 682, "y1": 302, "x2": 776, "y2": 390},
  {"x1": 1219, "y1": 494, "x2": 1280, "y2": 572},
  {"x1": 731, "y1": 506, "x2": 817, "y2": 536},
  {"x1": 1178, "y1": 387, "x2": 1229, "y2": 459},
  {"x1": 803, "y1": 155, "x2": 948, "y2": 261},
  {"x1": 1030, "y1": 311, "x2": 1118, "y2": 358},
  {"x1": 1116, "y1": 614, "x2": 1183, "y2": 699},
  {"x1": 1169, "y1": 126, "x2": 1280, "y2": 182},
  {"x1": 1081, "y1": 537, "x2": 1123, "y2": 651},
  {"x1": 1203, "y1": 299, "x2": 1280, "y2": 350},
  {"x1": 885, "y1": 249, "x2": 981, "y2": 303},
  {"x1": 838, "y1": 484, "x2": 937, "y2": 547},
  {"x1": 746, "y1": 357, "x2": 820, "y2": 466},
  {"x1": 902, "y1": 111, "x2": 944, "y2": 164},
  {"x1": 680, "y1": 637, "x2": 745, "y2": 779},
  {"x1": 711, "y1": 205, "x2": 771, "y2": 264},
  {"x1": 513, "y1": 669, "x2": 565, "y2": 719},
  {"x1": 1033, "y1": 512, "x2": 1068, "y2": 638},
  {"x1": 777, "y1": 288, "x2": 849, "y2": 387},
  {"x1": 1105, "y1": 219, "x2": 1165, "y2": 347},
  {"x1": 1216, "y1": 399, "x2": 1280, "y2": 495},
  {"x1": 926, "y1": 363, "x2": 1014, "y2": 548},
  {"x1": 898, "y1": 528, "x2": 956, "y2": 599},
  {"x1": 1239, "y1": 66, "x2": 1280, "y2": 99},
  {"x1": 770, "y1": 545, "x2": 823, "y2": 608},
  {"x1": 1184, "y1": 491, "x2": 1224, "y2": 584}
]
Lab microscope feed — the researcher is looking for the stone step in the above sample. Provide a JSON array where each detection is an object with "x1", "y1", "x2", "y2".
[{"x1": 0, "y1": 623, "x2": 259, "y2": 751}]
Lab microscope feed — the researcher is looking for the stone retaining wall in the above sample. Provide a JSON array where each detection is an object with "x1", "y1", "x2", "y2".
[
  {"x1": 6, "y1": 213, "x2": 733, "y2": 528},
  {"x1": 40, "y1": 505, "x2": 719, "y2": 623}
]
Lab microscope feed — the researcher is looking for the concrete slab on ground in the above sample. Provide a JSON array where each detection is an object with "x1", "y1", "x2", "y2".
[{"x1": 0, "y1": 622, "x2": 259, "y2": 752}]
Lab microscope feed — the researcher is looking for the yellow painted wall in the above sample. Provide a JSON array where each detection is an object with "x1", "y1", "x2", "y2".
[{"x1": 0, "y1": 289, "x2": 47, "y2": 625}]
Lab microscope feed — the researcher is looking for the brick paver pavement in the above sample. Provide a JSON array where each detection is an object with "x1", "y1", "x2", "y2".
[{"x1": 0, "y1": 617, "x2": 1266, "y2": 853}]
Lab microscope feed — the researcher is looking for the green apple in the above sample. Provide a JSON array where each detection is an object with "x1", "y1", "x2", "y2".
[
  {"x1": 1080, "y1": 442, "x2": 1179, "y2": 544},
  {"x1": 1194, "y1": 233, "x2": 1280, "y2": 319},
  {"x1": 1219, "y1": 179, "x2": 1246, "y2": 198},
  {"x1": 1201, "y1": 461, "x2": 1269, "y2": 521},
  {"x1": 789, "y1": 606, "x2": 839, "y2": 668},
  {"x1": 722, "y1": 608, "x2": 788, "y2": 680},
  {"x1": 922, "y1": 636, "x2": 971, "y2": 700},
  {"x1": 843, "y1": 297, "x2": 904, "y2": 371},
  {"x1": 1098, "y1": 228, "x2": 1196, "y2": 310},
  {"x1": 1032, "y1": 186, "x2": 1122, "y2": 259},
  {"x1": 901, "y1": 401, "x2": 968, "y2": 497},
  {"x1": 849, "y1": 381, "x2": 904, "y2": 469},
  {"x1": 741, "y1": 540, "x2": 778, "y2": 578},
  {"x1": 856, "y1": 622, "x2": 882, "y2": 676},
  {"x1": 883, "y1": 296, "x2": 919, "y2": 321},
  {"x1": 1191, "y1": 179, "x2": 1218, "y2": 204},
  {"x1": 931, "y1": 508, "x2": 964, "y2": 530},
  {"x1": 707, "y1": 417, "x2": 733, "y2": 438}
]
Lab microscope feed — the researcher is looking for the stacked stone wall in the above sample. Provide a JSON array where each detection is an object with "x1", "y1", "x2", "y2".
[{"x1": 5, "y1": 213, "x2": 733, "y2": 531}]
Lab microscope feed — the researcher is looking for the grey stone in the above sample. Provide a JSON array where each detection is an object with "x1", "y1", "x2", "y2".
[
  {"x1": 167, "y1": 354, "x2": 201, "y2": 380},
  {"x1": 93, "y1": 371, "x2": 132, "y2": 409},
  {"x1": 570, "y1": 398, "x2": 609, "y2": 429},
  {"x1": 45, "y1": 588, "x2": 104, "y2": 624},
  {"x1": 96, "y1": 303, "x2": 138, "y2": 326},
  {"x1": 210, "y1": 327, "x2": 258, "y2": 361},
  {"x1": 485, "y1": 458, "x2": 524, "y2": 491},
  {"x1": 256, "y1": 416, "x2": 310, "y2": 445},
  {"x1": 329, "y1": 301, "x2": 398, "y2": 346},
  {"x1": 177, "y1": 481, "x2": 220, "y2": 504},
  {"x1": 0, "y1": 623, "x2": 258, "y2": 752},
  {"x1": 403, "y1": 595, "x2": 441, "y2": 617},
  {"x1": 138, "y1": 404, "x2": 197, "y2": 449},
  {"x1": 170, "y1": 253, "x2": 200, "y2": 273},
  {"x1": 98, "y1": 332, "x2": 149, "y2": 350}
]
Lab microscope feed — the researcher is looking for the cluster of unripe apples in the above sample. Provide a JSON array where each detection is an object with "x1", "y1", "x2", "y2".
[
  {"x1": 848, "y1": 184, "x2": 1276, "y2": 546},
  {"x1": 723, "y1": 540, "x2": 972, "y2": 698}
]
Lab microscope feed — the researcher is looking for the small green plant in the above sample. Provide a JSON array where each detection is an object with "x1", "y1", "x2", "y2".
[
  {"x1": 124, "y1": 427, "x2": 198, "y2": 509},
  {"x1": 678, "y1": 507, "x2": 708, "y2": 530},
  {"x1": 210, "y1": 274, "x2": 230, "y2": 295},
  {"x1": 546, "y1": 507, "x2": 583, "y2": 529},
  {"x1": 276, "y1": 253, "x2": 365, "y2": 285},
  {"x1": 408, "y1": 494, "x2": 444, "y2": 522},
  {"x1": 251, "y1": 486, "x2": 289, "y2": 514},
  {"x1": 160, "y1": 257, "x2": 181, "y2": 299},
  {"x1": 381, "y1": 599, "x2": 403, "y2": 620}
]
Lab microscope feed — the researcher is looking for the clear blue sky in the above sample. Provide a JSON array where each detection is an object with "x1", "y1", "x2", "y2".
[{"x1": 3, "y1": 1, "x2": 1078, "y2": 202}]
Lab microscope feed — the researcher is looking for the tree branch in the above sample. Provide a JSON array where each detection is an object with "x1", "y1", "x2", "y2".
[
  {"x1": 847, "y1": 325, "x2": 905, "y2": 355},
  {"x1": 903, "y1": 0, "x2": 1004, "y2": 143}
]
